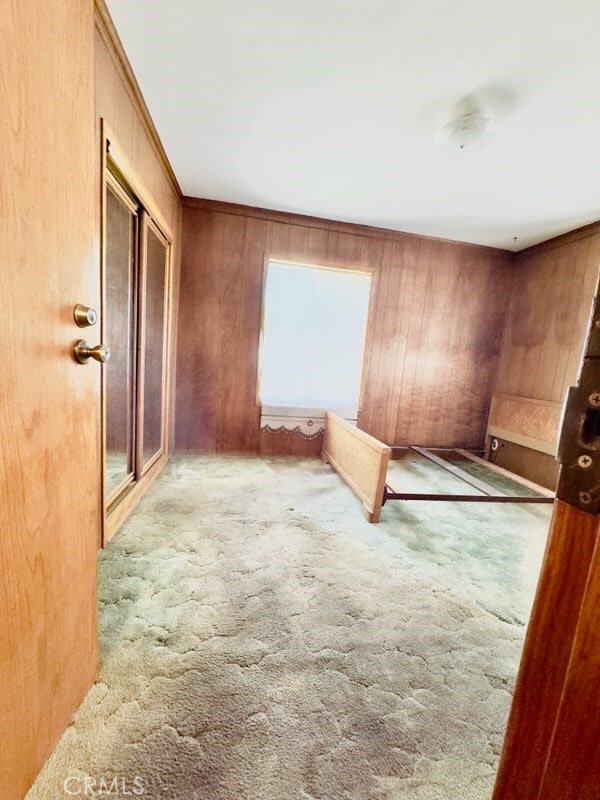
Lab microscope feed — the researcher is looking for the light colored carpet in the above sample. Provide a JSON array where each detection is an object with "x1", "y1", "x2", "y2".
[{"x1": 27, "y1": 455, "x2": 551, "y2": 800}]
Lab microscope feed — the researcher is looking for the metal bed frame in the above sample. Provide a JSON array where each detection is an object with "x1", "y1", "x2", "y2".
[
  {"x1": 322, "y1": 414, "x2": 554, "y2": 522},
  {"x1": 383, "y1": 446, "x2": 554, "y2": 506}
]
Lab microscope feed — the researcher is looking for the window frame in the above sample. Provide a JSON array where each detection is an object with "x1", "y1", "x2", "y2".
[{"x1": 256, "y1": 257, "x2": 375, "y2": 415}]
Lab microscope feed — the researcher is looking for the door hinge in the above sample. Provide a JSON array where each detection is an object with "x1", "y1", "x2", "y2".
[{"x1": 557, "y1": 276, "x2": 600, "y2": 513}]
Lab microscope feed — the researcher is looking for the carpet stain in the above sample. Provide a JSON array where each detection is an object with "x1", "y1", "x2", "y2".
[{"x1": 27, "y1": 455, "x2": 551, "y2": 800}]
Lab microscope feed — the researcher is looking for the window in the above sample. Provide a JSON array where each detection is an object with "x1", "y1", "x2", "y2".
[{"x1": 258, "y1": 260, "x2": 372, "y2": 415}]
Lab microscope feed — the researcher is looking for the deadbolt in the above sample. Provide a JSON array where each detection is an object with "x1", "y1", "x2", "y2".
[
  {"x1": 73, "y1": 304, "x2": 98, "y2": 328},
  {"x1": 73, "y1": 340, "x2": 110, "y2": 364}
]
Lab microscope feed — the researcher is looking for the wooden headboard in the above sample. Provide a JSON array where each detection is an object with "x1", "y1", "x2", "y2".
[{"x1": 486, "y1": 394, "x2": 562, "y2": 456}]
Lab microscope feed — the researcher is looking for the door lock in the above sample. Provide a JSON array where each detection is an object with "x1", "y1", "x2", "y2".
[
  {"x1": 73, "y1": 304, "x2": 98, "y2": 328},
  {"x1": 556, "y1": 276, "x2": 600, "y2": 513},
  {"x1": 73, "y1": 340, "x2": 110, "y2": 364}
]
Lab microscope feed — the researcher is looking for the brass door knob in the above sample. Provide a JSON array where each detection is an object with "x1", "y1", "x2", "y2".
[{"x1": 73, "y1": 340, "x2": 110, "y2": 364}]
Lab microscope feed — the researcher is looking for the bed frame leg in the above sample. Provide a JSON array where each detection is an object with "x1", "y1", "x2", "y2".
[{"x1": 363, "y1": 504, "x2": 380, "y2": 523}]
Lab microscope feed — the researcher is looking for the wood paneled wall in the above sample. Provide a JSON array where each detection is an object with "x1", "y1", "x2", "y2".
[
  {"x1": 493, "y1": 223, "x2": 600, "y2": 487},
  {"x1": 94, "y1": 2, "x2": 182, "y2": 454},
  {"x1": 176, "y1": 199, "x2": 513, "y2": 454},
  {"x1": 490, "y1": 440, "x2": 560, "y2": 491}
]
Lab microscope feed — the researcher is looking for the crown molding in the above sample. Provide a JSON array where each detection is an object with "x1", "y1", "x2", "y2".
[
  {"x1": 182, "y1": 197, "x2": 513, "y2": 257},
  {"x1": 516, "y1": 220, "x2": 600, "y2": 259},
  {"x1": 94, "y1": 0, "x2": 181, "y2": 199}
]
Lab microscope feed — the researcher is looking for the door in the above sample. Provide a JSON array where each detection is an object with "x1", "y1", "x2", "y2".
[
  {"x1": 103, "y1": 182, "x2": 170, "y2": 506},
  {"x1": 104, "y1": 174, "x2": 139, "y2": 505},
  {"x1": 492, "y1": 282, "x2": 600, "y2": 799},
  {"x1": 139, "y1": 215, "x2": 170, "y2": 473},
  {"x1": 0, "y1": 2, "x2": 99, "y2": 798},
  {"x1": 101, "y1": 152, "x2": 172, "y2": 541}
]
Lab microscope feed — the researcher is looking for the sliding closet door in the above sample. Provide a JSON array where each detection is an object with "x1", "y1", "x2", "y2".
[
  {"x1": 139, "y1": 215, "x2": 169, "y2": 471},
  {"x1": 104, "y1": 177, "x2": 138, "y2": 504},
  {"x1": 101, "y1": 149, "x2": 172, "y2": 541}
]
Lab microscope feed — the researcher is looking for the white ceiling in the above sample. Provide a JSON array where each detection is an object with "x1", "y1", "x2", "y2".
[{"x1": 106, "y1": 0, "x2": 600, "y2": 250}]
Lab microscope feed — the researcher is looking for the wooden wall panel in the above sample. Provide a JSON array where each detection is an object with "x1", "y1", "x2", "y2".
[
  {"x1": 259, "y1": 430, "x2": 323, "y2": 457},
  {"x1": 496, "y1": 233, "x2": 600, "y2": 403},
  {"x1": 176, "y1": 200, "x2": 513, "y2": 454},
  {"x1": 494, "y1": 227, "x2": 600, "y2": 487},
  {"x1": 94, "y1": 5, "x2": 182, "y2": 455},
  {"x1": 489, "y1": 440, "x2": 560, "y2": 491}
]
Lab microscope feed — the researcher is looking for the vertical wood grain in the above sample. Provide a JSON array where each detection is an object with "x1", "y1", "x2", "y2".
[
  {"x1": 176, "y1": 200, "x2": 513, "y2": 454},
  {"x1": 215, "y1": 215, "x2": 268, "y2": 452},
  {"x1": 176, "y1": 209, "x2": 221, "y2": 452},
  {"x1": 492, "y1": 501, "x2": 600, "y2": 800},
  {"x1": 494, "y1": 230, "x2": 600, "y2": 487},
  {"x1": 536, "y1": 530, "x2": 600, "y2": 799},
  {"x1": 94, "y1": 2, "x2": 183, "y2": 543},
  {"x1": 492, "y1": 439, "x2": 560, "y2": 491},
  {"x1": 0, "y1": 2, "x2": 99, "y2": 797},
  {"x1": 94, "y1": 18, "x2": 182, "y2": 456}
]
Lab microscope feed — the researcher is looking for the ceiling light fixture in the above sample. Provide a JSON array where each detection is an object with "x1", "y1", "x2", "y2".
[{"x1": 436, "y1": 97, "x2": 495, "y2": 151}]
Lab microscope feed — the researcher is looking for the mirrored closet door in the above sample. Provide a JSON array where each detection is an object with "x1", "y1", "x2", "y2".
[
  {"x1": 104, "y1": 174, "x2": 138, "y2": 503},
  {"x1": 103, "y1": 158, "x2": 171, "y2": 518},
  {"x1": 140, "y1": 218, "x2": 169, "y2": 471}
]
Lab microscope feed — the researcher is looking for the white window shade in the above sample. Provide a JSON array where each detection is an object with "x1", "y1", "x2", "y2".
[{"x1": 258, "y1": 261, "x2": 372, "y2": 414}]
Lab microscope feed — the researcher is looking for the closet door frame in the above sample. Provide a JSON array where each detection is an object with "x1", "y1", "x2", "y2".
[
  {"x1": 103, "y1": 168, "x2": 139, "y2": 509},
  {"x1": 100, "y1": 121, "x2": 174, "y2": 545},
  {"x1": 136, "y1": 212, "x2": 171, "y2": 478}
]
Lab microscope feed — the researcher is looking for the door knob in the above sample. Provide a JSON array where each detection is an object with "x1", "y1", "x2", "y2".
[{"x1": 73, "y1": 340, "x2": 110, "y2": 364}]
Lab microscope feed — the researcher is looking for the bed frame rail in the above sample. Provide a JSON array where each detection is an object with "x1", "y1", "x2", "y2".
[
  {"x1": 322, "y1": 415, "x2": 554, "y2": 522},
  {"x1": 384, "y1": 446, "x2": 554, "y2": 506}
]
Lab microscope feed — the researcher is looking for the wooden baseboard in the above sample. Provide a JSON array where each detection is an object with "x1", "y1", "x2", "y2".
[{"x1": 104, "y1": 453, "x2": 168, "y2": 545}]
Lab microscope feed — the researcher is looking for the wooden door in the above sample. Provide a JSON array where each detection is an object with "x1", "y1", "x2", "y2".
[
  {"x1": 0, "y1": 2, "x2": 99, "y2": 798},
  {"x1": 101, "y1": 141, "x2": 174, "y2": 544},
  {"x1": 104, "y1": 174, "x2": 139, "y2": 507},
  {"x1": 492, "y1": 503, "x2": 600, "y2": 799},
  {"x1": 492, "y1": 284, "x2": 600, "y2": 799},
  {"x1": 138, "y1": 214, "x2": 170, "y2": 474}
]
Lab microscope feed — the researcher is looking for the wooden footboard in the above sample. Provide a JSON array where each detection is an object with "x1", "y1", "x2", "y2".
[{"x1": 322, "y1": 412, "x2": 390, "y2": 522}]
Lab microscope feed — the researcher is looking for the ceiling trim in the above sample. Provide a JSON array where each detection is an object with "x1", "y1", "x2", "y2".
[
  {"x1": 182, "y1": 196, "x2": 512, "y2": 257},
  {"x1": 516, "y1": 219, "x2": 600, "y2": 260},
  {"x1": 94, "y1": 0, "x2": 181, "y2": 198}
]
